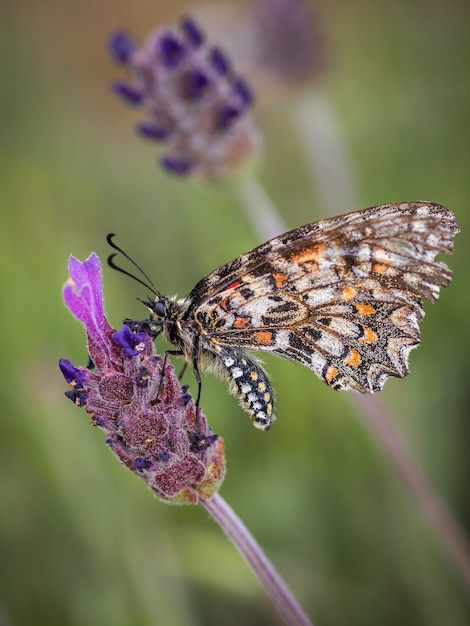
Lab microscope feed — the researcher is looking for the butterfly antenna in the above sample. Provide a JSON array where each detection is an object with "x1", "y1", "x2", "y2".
[{"x1": 107, "y1": 233, "x2": 159, "y2": 296}]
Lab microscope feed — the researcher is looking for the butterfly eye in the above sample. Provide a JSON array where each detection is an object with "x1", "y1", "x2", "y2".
[{"x1": 153, "y1": 301, "x2": 166, "y2": 317}]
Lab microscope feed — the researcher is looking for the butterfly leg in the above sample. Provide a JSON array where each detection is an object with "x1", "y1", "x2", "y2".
[
  {"x1": 191, "y1": 355, "x2": 202, "y2": 411},
  {"x1": 151, "y1": 345, "x2": 203, "y2": 427},
  {"x1": 177, "y1": 361, "x2": 188, "y2": 381},
  {"x1": 157, "y1": 349, "x2": 204, "y2": 429},
  {"x1": 157, "y1": 348, "x2": 184, "y2": 399}
]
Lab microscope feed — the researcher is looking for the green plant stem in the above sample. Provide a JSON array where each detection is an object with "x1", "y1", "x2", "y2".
[{"x1": 202, "y1": 493, "x2": 313, "y2": 626}]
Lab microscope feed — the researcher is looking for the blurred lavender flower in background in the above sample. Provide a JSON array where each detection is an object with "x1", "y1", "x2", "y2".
[
  {"x1": 252, "y1": 0, "x2": 326, "y2": 88},
  {"x1": 59, "y1": 253, "x2": 225, "y2": 504},
  {"x1": 247, "y1": 0, "x2": 359, "y2": 218},
  {"x1": 109, "y1": 16, "x2": 261, "y2": 180}
]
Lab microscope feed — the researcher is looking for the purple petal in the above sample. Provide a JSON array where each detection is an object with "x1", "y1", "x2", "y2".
[
  {"x1": 183, "y1": 69, "x2": 210, "y2": 100},
  {"x1": 64, "y1": 388, "x2": 88, "y2": 407},
  {"x1": 134, "y1": 457, "x2": 153, "y2": 470},
  {"x1": 233, "y1": 78, "x2": 254, "y2": 108},
  {"x1": 160, "y1": 155, "x2": 194, "y2": 175},
  {"x1": 59, "y1": 358, "x2": 87, "y2": 388},
  {"x1": 136, "y1": 121, "x2": 171, "y2": 141},
  {"x1": 159, "y1": 34, "x2": 186, "y2": 68},
  {"x1": 112, "y1": 82, "x2": 144, "y2": 106},
  {"x1": 109, "y1": 30, "x2": 136, "y2": 64},
  {"x1": 112, "y1": 325, "x2": 147, "y2": 357},
  {"x1": 189, "y1": 431, "x2": 218, "y2": 452},
  {"x1": 63, "y1": 253, "x2": 111, "y2": 345},
  {"x1": 180, "y1": 16, "x2": 205, "y2": 48},
  {"x1": 216, "y1": 105, "x2": 241, "y2": 131},
  {"x1": 135, "y1": 366, "x2": 151, "y2": 388},
  {"x1": 209, "y1": 47, "x2": 231, "y2": 76}
]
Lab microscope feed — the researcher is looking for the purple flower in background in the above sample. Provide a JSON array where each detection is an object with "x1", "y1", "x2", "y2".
[
  {"x1": 109, "y1": 16, "x2": 261, "y2": 180},
  {"x1": 252, "y1": 0, "x2": 325, "y2": 86},
  {"x1": 59, "y1": 253, "x2": 225, "y2": 504}
]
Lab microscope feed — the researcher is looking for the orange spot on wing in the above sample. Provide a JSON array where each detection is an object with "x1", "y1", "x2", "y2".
[
  {"x1": 233, "y1": 316, "x2": 251, "y2": 329},
  {"x1": 325, "y1": 365, "x2": 338, "y2": 384},
  {"x1": 342, "y1": 286, "x2": 357, "y2": 300},
  {"x1": 291, "y1": 244, "x2": 326, "y2": 264},
  {"x1": 272, "y1": 272, "x2": 288, "y2": 288},
  {"x1": 372, "y1": 263, "x2": 387, "y2": 274},
  {"x1": 355, "y1": 303, "x2": 376, "y2": 315},
  {"x1": 254, "y1": 331, "x2": 273, "y2": 345},
  {"x1": 344, "y1": 348, "x2": 361, "y2": 367},
  {"x1": 220, "y1": 281, "x2": 243, "y2": 310},
  {"x1": 359, "y1": 327, "x2": 378, "y2": 343},
  {"x1": 392, "y1": 305, "x2": 414, "y2": 326},
  {"x1": 219, "y1": 296, "x2": 230, "y2": 311},
  {"x1": 372, "y1": 246, "x2": 392, "y2": 264}
]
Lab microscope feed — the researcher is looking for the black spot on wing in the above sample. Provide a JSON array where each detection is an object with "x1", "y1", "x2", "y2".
[
  {"x1": 272, "y1": 301, "x2": 298, "y2": 314},
  {"x1": 304, "y1": 327, "x2": 322, "y2": 342},
  {"x1": 288, "y1": 332, "x2": 306, "y2": 352},
  {"x1": 240, "y1": 286, "x2": 255, "y2": 300}
]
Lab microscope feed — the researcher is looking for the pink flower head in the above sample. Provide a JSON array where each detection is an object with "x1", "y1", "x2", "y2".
[{"x1": 59, "y1": 253, "x2": 225, "y2": 504}]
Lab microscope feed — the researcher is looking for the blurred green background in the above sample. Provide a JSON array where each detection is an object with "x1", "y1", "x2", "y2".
[{"x1": 1, "y1": 0, "x2": 470, "y2": 624}]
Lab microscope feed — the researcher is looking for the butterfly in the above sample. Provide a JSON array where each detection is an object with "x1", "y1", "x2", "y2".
[{"x1": 108, "y1": 202, "x2": 459, "y2": 430}]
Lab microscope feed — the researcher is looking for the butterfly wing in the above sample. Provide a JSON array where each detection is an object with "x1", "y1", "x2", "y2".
[{"x1": 187, "y1": 202, "x2": 458, "y2": 393}]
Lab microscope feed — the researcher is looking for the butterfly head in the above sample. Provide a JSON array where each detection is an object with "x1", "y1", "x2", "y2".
[
  {"x1": 148, "y1": 297, "x2": 166, "y2": 320},
  {"x1": 145, "y1": 294, "x2": 189, "y2": 322}
]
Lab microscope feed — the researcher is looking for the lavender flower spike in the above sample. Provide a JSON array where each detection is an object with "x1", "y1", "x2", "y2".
[
  {"x1": 60, "y1": 253, "x2": 225, "y2": 504},
  {"x1": 109, "y1": 16, "x2": 261, "y2": 180}
]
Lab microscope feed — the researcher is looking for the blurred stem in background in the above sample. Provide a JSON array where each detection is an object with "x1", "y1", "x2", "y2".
[{"x1": 291, "y1": 89, "x2": 360, "y2": 216}]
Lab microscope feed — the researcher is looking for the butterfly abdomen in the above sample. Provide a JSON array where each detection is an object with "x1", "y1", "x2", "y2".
[{"x1": 209, "y1": 345, "x2": 275, "y2": 430}]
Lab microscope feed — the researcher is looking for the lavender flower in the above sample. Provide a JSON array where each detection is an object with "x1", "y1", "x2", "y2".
[
  {"x1": 59, "y1": 253, "x2": 225, "y2": 504},
  {"x1": 109, "y1": 16, "x2": 261, "y2": 180}
]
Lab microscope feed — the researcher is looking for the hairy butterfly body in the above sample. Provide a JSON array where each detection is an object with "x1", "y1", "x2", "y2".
[{"x1": 111, "y1": 202, "x2": 459, "y2": 430}]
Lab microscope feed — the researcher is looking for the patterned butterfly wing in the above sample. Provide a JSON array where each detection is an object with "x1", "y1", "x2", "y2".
[{"x1": 186, "y1": 202, "x2": 458, "y2": 397}]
